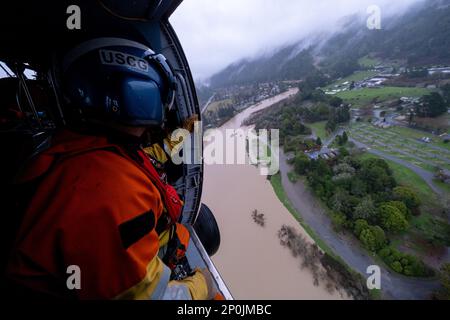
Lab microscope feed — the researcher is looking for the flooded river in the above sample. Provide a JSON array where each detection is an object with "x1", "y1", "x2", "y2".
[{"x1": 201, "y1": 89, "x2": 343, "y2": 300}]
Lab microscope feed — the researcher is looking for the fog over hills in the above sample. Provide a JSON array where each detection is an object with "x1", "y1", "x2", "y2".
[{"x1": 203, "y1": 0, "x2": 450, "y2": 88}]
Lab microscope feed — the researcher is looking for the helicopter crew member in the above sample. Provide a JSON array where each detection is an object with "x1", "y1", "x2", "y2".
[{"x1": 6, "y1": 38, "x2": 213, "y2": 300}]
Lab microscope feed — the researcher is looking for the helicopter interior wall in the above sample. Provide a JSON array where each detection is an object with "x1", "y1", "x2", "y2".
[
  {"x1": 99, "y1": 0, "x2": 183, "y2": 21},
  {"x1": 0, "y1": 0, "x2": 181, "y2": 62},
  {"x1": 0, "y1": 0, "x2": 224, "y2": 300},
  {"x1": 0, "y1": 0, "x2": 203, "y2": 224}
]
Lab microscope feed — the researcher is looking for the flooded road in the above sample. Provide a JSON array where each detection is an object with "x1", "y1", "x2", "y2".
[{"x1": 201, "y1": 89, "x2": 343, "y2": 299}]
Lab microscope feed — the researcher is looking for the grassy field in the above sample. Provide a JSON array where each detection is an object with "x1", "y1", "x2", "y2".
[
  {"x1": 358, "y1": 56, "x2": 380, "y2": 68},
  {"x1": 391, "y1": 126, "x2": 450, "y2": 152},
  {"x1": 350, "y1": 122, "x2": 450, "y2": 172},
  {"x1": 336, "y1": 87, "x2": 430, "y2": 108},
  {"x1": 308, "y1": 121, "x2": 329, "y2": 141},
  {"x1": 434, "y1": 179, "x2": 450, "y2": 194},
  {"x1": 326, "y1": 71, "x2": 378, "y2": 89}
]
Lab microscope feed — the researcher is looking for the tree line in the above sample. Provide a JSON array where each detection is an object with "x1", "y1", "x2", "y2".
[{"x1": 290, "y1": 151, "x2": 434, "y2": 278}]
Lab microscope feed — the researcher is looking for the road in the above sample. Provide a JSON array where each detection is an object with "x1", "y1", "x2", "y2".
[
  {"x1": 349, "y1": 138, "x2": 446, "y2": 197},
  {"x1": 279, "y1": 151, "x2": 440, "y2": 299},
  {"x1": 201, "y1": 93, "x2": 216, "y2": 114},
  {"x1": 324, "y1": 128, "x2": 344, "y2": 148}
]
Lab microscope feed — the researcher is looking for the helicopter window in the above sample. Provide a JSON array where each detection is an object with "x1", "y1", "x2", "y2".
[
  {"x1": 24, "y1": 68, "x2": 37, "y2": 80},
  {"x1": 0, "y1": 61, "x2": 57, "y2": 132},
  {"x1": 0, "y1": 61, "x2": 34, "y2": 80},
  {"x1": 0, "y1": 61, "x2": 14, "y2": 79}
]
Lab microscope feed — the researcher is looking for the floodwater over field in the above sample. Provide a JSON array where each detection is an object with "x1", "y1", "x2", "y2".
[{"x1": 202, "y1": 89, "x2": 344, "y2": 300}]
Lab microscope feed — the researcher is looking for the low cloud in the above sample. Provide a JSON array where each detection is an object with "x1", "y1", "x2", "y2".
[{"x1": 171, "y1": 0, "x2": 424, "y2": 81}]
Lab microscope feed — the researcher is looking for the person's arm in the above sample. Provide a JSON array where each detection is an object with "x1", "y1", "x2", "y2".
[{"x1": 163, "y1": 269, "x2": 211, "y2": 300}]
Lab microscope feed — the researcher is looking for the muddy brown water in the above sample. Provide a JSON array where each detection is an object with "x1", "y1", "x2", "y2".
[{"x1": 201, "y1": 89, "x2": 345, "y2": 299}]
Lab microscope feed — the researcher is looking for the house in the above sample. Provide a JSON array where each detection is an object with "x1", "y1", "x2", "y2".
[
  {"x1": 305, "y1": 147, "x2": 339, "y2": 161},
  {"x1": 428, "y1": 66, "x2": 450, "y2": 75}
]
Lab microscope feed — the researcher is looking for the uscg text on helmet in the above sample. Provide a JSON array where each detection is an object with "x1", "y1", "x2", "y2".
[{"x1": 99, "y1": 49, "x2": 149, "y2": 72}]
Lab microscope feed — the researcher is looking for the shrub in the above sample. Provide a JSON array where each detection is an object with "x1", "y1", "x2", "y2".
[
  {"x1": 331, "y1": 212, "x2": 347, "y2": 231},
  {"x1": 378, "y1": 204, "x2": 409, "y2": 233},
  {"x1": 360, "y1": 229, "x2": 377, "y2": 251},
  {"x1": 316, "y1": 137, "x2": 323, "y2": 146},
  {"x1": 386, "y1": 201, "x2": 410, "y2": 219},
  {"x1": 359, "y1": 225, "x2": 386, "y2": 252},
  {"x1": 370, "y1": 226, "x2": 387, "y2": 250},
  {"x1": 393, "y1": 187, "x2": 421, "y2": 209},
  {"x1": 392, "y1": 261, "x2": 403, "y2": 273},
  {"x1": 378, "y1": 247, "x2": 391, "y2": 259},
  {"x1": 294, "y1": 153, "x2": 311, "y2": 175},
  {"x1": 378, "y1": 247, "x2": 434, "y2": 277},
  {"x1": 354, "y1": 219, "x2": 369, "y2": 237},
  {"x1": 353, "y1": 196, "x2": 377, "y2": 220}
]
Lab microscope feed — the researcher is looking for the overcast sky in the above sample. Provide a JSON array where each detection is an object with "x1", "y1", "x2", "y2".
[{"x1": 170, "y1": 0, "x2": 423, "y2": 81}]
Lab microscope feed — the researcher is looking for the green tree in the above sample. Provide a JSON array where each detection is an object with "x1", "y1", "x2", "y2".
[
  {"x1": 379, "y1": 247, "x2": 432, "y2": 277},
  {"x1": 359, "y1": 226, "x2": 386, "y2": 252},
  {"x1": 442, "y1": 84, "x2": 450, "y2": 106},
  {"x1": 354, "y1": 219, "x2": 369, "y2": 237},
  {"x1": 393, "y1": 187, "x2": 421, "y2": 209},
  {"x1": 316, "y1": 137, "x2": 322, "y2": 146},
  {"x1": 342, "y1": 131, "x2": 349, "y2": 144},
  {"x1": 358, "y1": 159, "x2": 396, "y2": 193},
  {"x1": 416, "y1": 92, "x2": 448, "y2": 118},
  {"x1": 330, "y1": 189, "x2": 359, "y2": 218},
  {"x1": 294, "y1": 153, "x2": 311, "y2": 175},
  {"x1": 338, "y1": 147, "x2": 349, "y2": 158},
  {"x1": 350, "y1": 178, "x2": 367, "y2": 197},
  {"x1": 360, "y1": 229, "x2": 377, "y2": 251},
  {"x1": 391, "y1": 261, "x2": 403, "y2": 273},
  {"x1": 335, "y1": 135, "x2": 343, "y2": 146},
  {"x1": 353, "y1": 196, "x2": 377, "y2": 221},
  {"x1": 378, "y1": 204, "x2": 409, "y2": 233},
  {"x1": 326, "y1": 119, "x2": 337, "y2": 133},
  {"x1": 386, "y1": 201, "x2": 410, "y2": 219},
  {"x1": 330, "y1": 96, "x2": 343, "y2": 108},
  {"x1": 331, "y1": 212, "x2": 348, "y2": 231},
  {"x1": 370, "y1": 226, "x2": 387, "y2": 251}
]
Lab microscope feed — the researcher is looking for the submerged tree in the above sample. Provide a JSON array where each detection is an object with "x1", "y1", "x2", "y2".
[{"x1": 252, "y1": 209, "x2": 266, "y2": 227}]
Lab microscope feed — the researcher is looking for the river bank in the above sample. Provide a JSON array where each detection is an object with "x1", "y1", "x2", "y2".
[
  {"x1": 201, "y1": 89, "x2": 345, "y2": 299},
  {"x1": 277, "y1": 150, "x2": 440, "y2": 299}
]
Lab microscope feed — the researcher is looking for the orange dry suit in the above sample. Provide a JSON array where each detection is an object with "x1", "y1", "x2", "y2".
[{"x1": 6, "y1": 130, "x2": 208, "y2": 300}]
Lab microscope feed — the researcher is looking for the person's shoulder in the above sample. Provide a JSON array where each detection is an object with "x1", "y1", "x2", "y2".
[
  {"x1": 46, "y1": 148, "x2": 163, "y2": 220},
  {"x1": 54, "y1": 148, "x2": 152, "y2": 195}
]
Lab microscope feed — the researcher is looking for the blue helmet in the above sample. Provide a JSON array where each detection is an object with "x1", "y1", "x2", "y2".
[{"x1": 62, "y1": 37, "x2": 176, "y2": 127}]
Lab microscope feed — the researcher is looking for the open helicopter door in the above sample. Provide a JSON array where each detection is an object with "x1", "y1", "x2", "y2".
[{"x1": 0, "y1": 0, "x2": 232, "y2": 300}]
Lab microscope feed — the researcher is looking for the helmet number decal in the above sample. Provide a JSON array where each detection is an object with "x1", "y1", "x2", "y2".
[{"x1": 99, "y1": 49, "x2": 149, "y2": 73}]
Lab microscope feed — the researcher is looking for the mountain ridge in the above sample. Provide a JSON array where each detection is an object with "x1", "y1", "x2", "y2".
[{"x1": 206, "y1": 0, "x2": 450, "y2": 89}]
